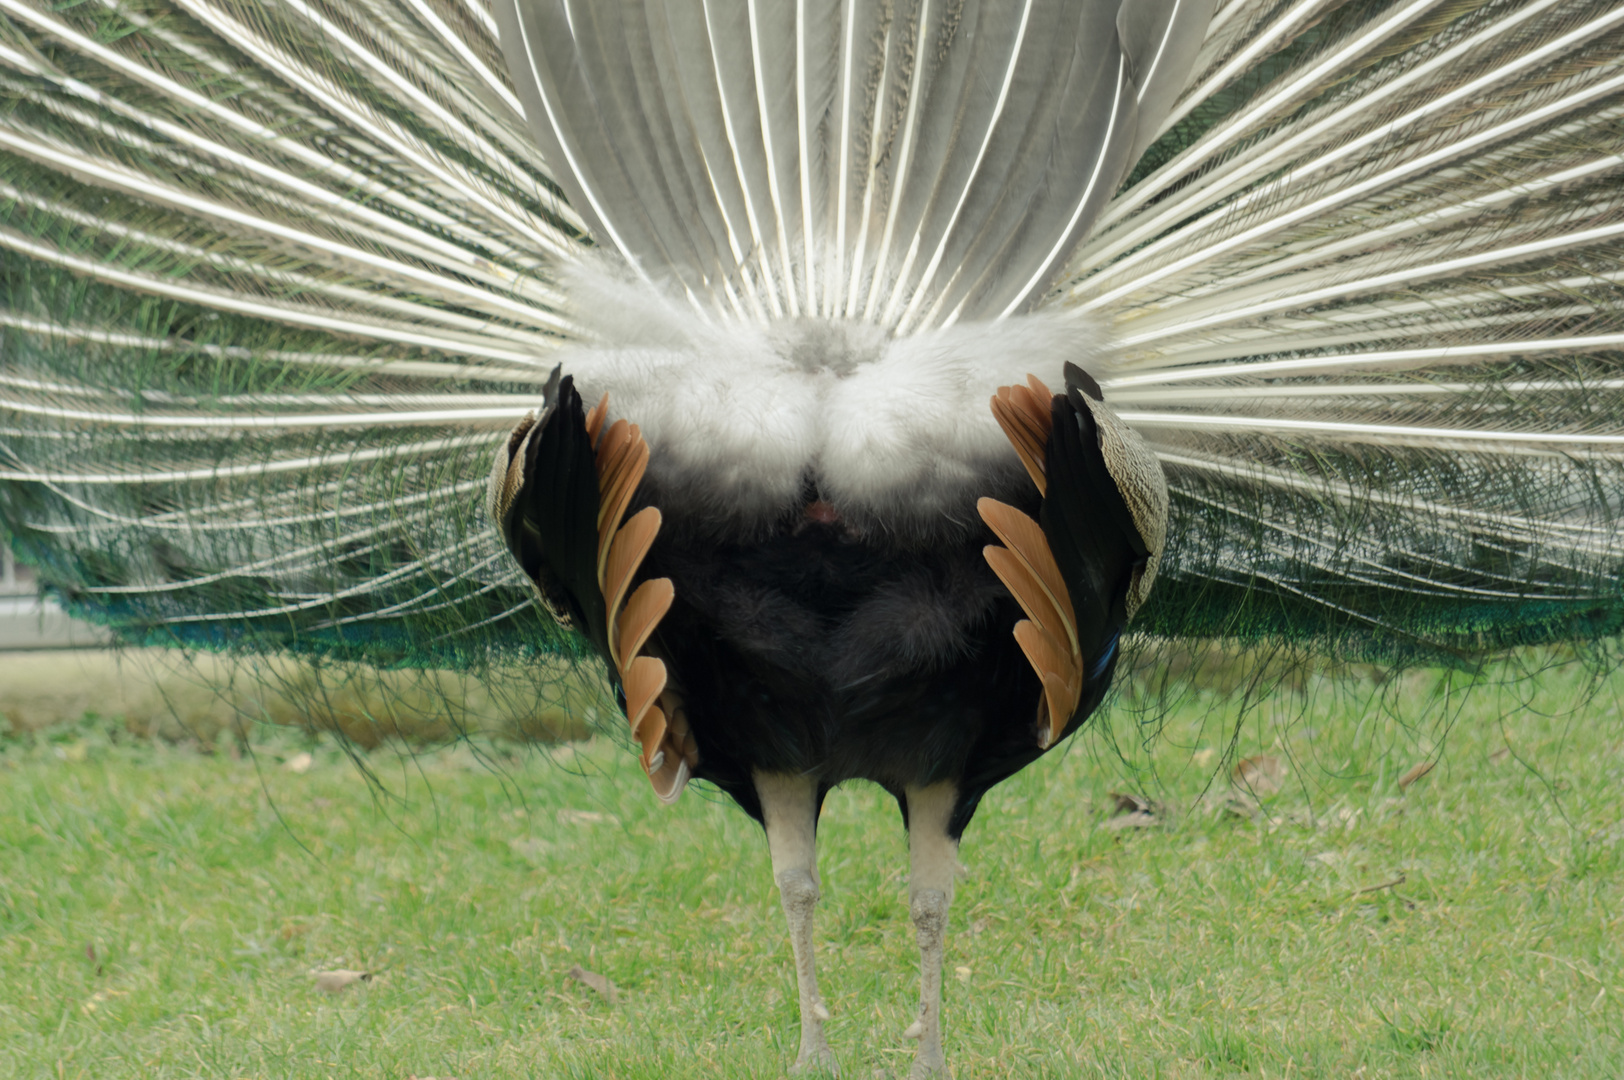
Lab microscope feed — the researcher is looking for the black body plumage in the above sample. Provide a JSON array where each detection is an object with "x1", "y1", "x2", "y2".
[{"x1": 499, "y1": 363, "x2": 1146, "y2": 838}]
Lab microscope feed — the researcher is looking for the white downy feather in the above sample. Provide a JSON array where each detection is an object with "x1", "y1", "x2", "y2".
[{"x1": 553, "y1": 259, "x2": 1110, "y2": 536}]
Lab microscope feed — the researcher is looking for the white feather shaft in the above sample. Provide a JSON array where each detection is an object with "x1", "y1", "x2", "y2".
[
  {"x1": 1090, "y1": 0, "x2": 1518, "y2": 258},
  {"x1": 0, "y1": 123, "x2": 570, "y2": 331},
  {"x1": 0, "y1": 435, "x2": 479, "y2": 485},
  {"x1": 1127, "y1": 412, "x2": 1624, "y2": 449},
  {"x1": 0, "y1": 313, "x2": 555, "y2": 385},
  {"x1": 0, "y1": 227, "x2": 559, "y2": 365},
  {"x1": 1118, "y1": 220, "x2": 1624, "y2": 346},
  {"x1": 400, "y1": 0, "x2": 526, "y2": 116},
  {"x1": 168, "y1": 0, "x2": 574, "y2": 260},
  {"x1": 1103, "y1": 335, "x2": 1624, "y2": 387},
  {"x1": 1081, "y1": 14, "x2": 1624, "y2": 311},
  {"x1": 0, "y1": 0, "x2": 549, "y2": 277}
]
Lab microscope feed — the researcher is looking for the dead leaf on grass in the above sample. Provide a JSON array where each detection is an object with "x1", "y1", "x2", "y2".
[
  {"x1": 1397, "y1": 760, "x2": 1435, "y2": 789},
  {"x1": 1103, "y1": 791, "x2": 1161, "y2": 830},
  {"x1": 311, "y1": 968, "x2": 372, "y2": 994},
  {"x1": 1489, "y1": 747, "x2": 1512, "y2": 763},
  {"x1": 1232, "y1": 755, "x2": 1285, "y2": 796},
  {"x1": 1111, "y1": 791, "x2": 1146, "y2": 814},
  {"x1": 567, "y1": 964, "x2": 618, "y2": 1005}
]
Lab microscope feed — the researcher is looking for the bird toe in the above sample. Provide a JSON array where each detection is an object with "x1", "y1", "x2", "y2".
[{"x1": 789, "y1": 1043, "x2": 839, "y2": 1077}]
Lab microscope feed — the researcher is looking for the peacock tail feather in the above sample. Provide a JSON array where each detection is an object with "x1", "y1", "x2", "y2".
[{"x1": 1, "y1": 0, "x2": 1620, "y2": 681}]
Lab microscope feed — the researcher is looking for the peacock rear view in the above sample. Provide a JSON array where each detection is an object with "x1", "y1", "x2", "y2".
[{"x1": 2, "y1": 0, "x2": 1622, "y2": 1074}]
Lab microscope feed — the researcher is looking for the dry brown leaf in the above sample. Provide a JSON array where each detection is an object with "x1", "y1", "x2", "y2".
[
  {"x1": 1232, "y1": 755, "x2": 1285, "y2": 796},
  {"x1": 1104, "y1": 791, "x2": 1164, "y2": 829},
  {"x1": 1489, "y1": 747, "x2": 1512, "y2": 763},
  {"x1": 1397, "y1": 760, "x2": 1435, "y2": 789},
  {"x1": 283, "y1": 751, "x2": 314, "y2": 774},
  {"x1": 1109, "y1": 791, "x2": 1153, "y2": 815},
  {"x1": 310, "y1": 969, "x2": 372, "y2": 994},
  {"x1": 567, "y1": 964, "x2": 618, "y2": 1005}
]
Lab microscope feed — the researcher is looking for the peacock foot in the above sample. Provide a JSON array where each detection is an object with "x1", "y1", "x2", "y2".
[
  {"x1": 904, "y1": 1003, "x2": 952, "y2": 1078},
  {"x1": 789, "y1": 1040, "x2": 838, "y2": 1076},
  {"x1": 907, "y1": 1048, "x2": 951, "y2": 1080}
]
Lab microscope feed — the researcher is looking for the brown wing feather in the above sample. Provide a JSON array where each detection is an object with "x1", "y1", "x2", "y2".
[
  {"x1": 596, "y1": 424, "x2": 649, "y2": 563},
  {"x1": 982, "y1": 546, "x2": 1069, "y2": 643},
  {"x1": 661, "y1": 692, "x2": 699, "y2": 767},
  {"x1": 585, "y1": 408, "x2": 693, "y2": 801},
  {"x1": 1014, "y1": 622, "x2": 1082, "y2": 749},
  {"x1": 982, "y1": 380, "x2": 1087, "y2": 748},
  {"x1": 617, "y1": 577, "x2": 675, "y2": 670},
  {"x1": 584, "y1": 393, "x2": 609, "y2": 446},
  {"x1": 603, "y1": 507, "x2": 661, "y2": 658},
  {"x1": 978, "y1": 498, "x2": 1077, "y2": 636},
  {"x1": 624, "y1": 654, "x2": 668, "y2": 746},
  {"x1": 990, "y1": 376, "x2": 1054, "y2": 495},
  {"x1": 991, "y1": 398, "x2": 1047, "y2": 495}
]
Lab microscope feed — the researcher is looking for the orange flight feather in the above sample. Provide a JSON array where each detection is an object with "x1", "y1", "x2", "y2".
[
  {"x1": 618, "y1": 577, "x2": 675, "y2": 670},
  {"x1": 583, "y1": 406, "x2": 691, "y2": 800},
  {"x1": 983, "y1": 378, "x2": 1085, "y2": 748},
  {"x1": 603, "y1": 507, "x2": 661, "y2": 642},
  {"x1": 584, "y1": 392, "x2": 609, "y2": 446}
]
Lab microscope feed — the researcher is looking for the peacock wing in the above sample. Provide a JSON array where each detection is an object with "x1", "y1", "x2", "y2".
[
  {"x1": 981, "y1": 366, "x2": 1163, "y2": 747},
  {"x1": 493, "y1": 371, "x2": 609, "y2": 654}
]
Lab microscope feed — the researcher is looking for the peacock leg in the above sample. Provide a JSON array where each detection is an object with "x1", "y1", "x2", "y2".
[
  {"x1": 903, "y1": 782, "x2": 959, "y2": 1079},
  {"x1": 755, "y1": 771, "x2": 837, "y2": 1075}
]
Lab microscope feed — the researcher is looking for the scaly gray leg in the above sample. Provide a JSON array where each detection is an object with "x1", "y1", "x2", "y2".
[
  {"x1": 755, "y1": 771, "x2": 837, "y2": 1076},
  {"x1": 903, "y1": 782, "x2": 958, "y2": 1079}
]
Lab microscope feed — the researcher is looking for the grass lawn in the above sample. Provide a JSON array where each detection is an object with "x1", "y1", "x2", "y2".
[{"x1": 2, "y1": 655, "x2": 1622, "y2": 1078}]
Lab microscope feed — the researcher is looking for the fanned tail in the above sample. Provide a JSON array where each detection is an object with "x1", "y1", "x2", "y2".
[
  {"x1": 0, "y1": 0, "x2": 588, "y2": 662},
  {"x1": 1, "y1": 0, "x2": 1621, "y2": 676},
  {"x1": 1063, "y1": 0, "x2": 1624, "y2": 658}
]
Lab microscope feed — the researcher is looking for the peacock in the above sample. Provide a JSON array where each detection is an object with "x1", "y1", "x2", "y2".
[{"x1": 2, "y1": 0, "x2": 1622, "y2": 1075}]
